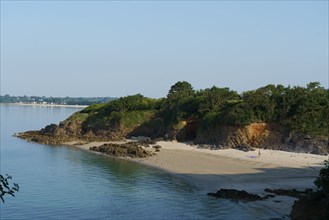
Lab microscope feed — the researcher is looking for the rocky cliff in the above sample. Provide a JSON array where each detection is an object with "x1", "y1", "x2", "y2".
[
  {"x1": 193, "y1": 122, "x2": 328, "y2": 155},
  {"x1": 17, "y1": 113, "x2": 328, "y2": 155},
  {"x1": 16, "y1": 82, "x2": 329, "y2": 155}
]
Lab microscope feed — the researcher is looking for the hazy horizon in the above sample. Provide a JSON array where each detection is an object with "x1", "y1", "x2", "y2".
[
  {"x1": 1, "y1": 1, "x2": 328, "y2": 98},
  {"x1": 0, "y1": 79, "x2": 327, "y2": 99}
]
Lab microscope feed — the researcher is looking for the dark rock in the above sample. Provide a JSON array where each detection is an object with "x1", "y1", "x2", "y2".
[
  {"x1": 290, "y1": 191, "x2": 329, "y2": 220},
  {"x1": 234, "y1": 144, "x2": 255, "y2": 152},
  {"x1": 208, "y1": 188, "x2": 311, "y2": 202},
  {"x1": 40, "y1": 124, "x2": 58, "y2": 134},
  {"x1": 264, "y1": 188, "x2": 313, "y2": 198},
  {"x1": 207, "y1": 189, "x2": 263, "y2": 201},
  {"x1": 263, "y1": 194, "x2": 276, "y2": 199},
  {"x1": 282, "y1": 133, "x2": 329, "y2": 155},
  {"x1": 89, "y1": 142, "x2": 153, "y2": 158}
]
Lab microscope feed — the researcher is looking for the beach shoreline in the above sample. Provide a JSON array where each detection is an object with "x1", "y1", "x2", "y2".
[{"x1": 66, "y1": 140, "x2": 327, "y2": 218}]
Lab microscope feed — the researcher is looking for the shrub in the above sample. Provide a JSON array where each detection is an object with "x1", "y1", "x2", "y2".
[
  {"x1": 0, "y1": 174, "x2": 19, "y2": 203},
  {"x1": 315, "y1": 160, "x2": 329, "y2": 193}
]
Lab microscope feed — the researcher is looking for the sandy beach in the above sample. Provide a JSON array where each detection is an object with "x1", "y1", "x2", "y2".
[{"x1": 68, "y1": 140, "x2": 328, "y2": 217}]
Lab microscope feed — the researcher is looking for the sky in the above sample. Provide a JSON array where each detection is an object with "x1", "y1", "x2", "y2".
[{"x1": 0, "y1": 1, "x2": 328, "y2": 98}]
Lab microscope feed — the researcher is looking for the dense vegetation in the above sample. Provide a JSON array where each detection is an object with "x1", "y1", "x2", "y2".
[
  {"x1": 159, "y1": 81, "x2": 328, "y2": 137},
  {"x1": 78, "y1": 94, "x2": 161, "y2": 133},
  {"x1": 0, "y1": 95, "x2": 116, "y2": 106},
  {"x1": 17, "y1": 81, "x2": 328, "y2": 153}
]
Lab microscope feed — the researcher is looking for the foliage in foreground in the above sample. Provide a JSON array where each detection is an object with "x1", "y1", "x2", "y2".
[
  {"x1": 291, "y1": 161, "x2": 329, "y2": 219},
  {"x1": 0, "y1": 174, "x2": 19, "y2": 203},
  {"x1": 315, "y1": 160, "x2": 329, "y2": 193}
]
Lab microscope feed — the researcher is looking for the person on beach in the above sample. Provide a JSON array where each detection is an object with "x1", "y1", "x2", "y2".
[{"x1": 258, "y1": 149, "x2": 261, "y2": 157}]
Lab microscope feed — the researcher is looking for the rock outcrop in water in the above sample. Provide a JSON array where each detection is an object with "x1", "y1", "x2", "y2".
[
  {"x1": 208, "y1": 188, "x2": 315, "y2": 202},
  {"x1": 89, "y1": 142, "x2": 154, "y2": 158},
  {"x1": 207, "y1": 189, "x2": 263, "y2": 201}
]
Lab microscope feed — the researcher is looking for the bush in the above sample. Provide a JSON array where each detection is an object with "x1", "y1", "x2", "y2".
[
  {"x1": 0, "y1": 174, "x2": 19, "y2": 203},
  {"x1": 314, "y1": 160, "x2": 329, "y2": 193}
]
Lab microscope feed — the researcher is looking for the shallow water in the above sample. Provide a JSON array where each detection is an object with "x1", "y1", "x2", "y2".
[{"x1": 0, "y1": 104, "x2": 286, "y2": 219}]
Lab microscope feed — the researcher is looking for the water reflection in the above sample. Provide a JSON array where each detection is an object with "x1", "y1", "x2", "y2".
[{"x1": 1, "y1": 104, "x2": 287, "y2": 220}]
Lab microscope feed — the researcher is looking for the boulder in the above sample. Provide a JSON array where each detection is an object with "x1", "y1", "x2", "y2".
[
  {"x1": 290, "y1": 191, "x2": 329, "y2": 220},
  {"x1": 264, "y1": 188, "x2": 313, "y2": 199},
  {"x1": 89, "y1": 142, "x2": 154, "y2": 158},
  {"x1": 234, "y1": 144, "x2": 255, "y2": 152},
  {"x1": 207, "y1": 189, "x2": 263, "y2": 201}
]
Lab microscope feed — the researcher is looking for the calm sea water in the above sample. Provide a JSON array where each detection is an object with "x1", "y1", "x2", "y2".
[{"x1": 0, "y1": 104, "x2": 285, "y2": 219}]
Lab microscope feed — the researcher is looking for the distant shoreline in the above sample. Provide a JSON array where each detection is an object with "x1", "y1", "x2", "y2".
[{"x1": 2, "y1": 103, "x2": 88, "y2": 108}]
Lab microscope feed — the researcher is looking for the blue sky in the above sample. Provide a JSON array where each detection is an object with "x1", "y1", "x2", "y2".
[{"x1": 1, "y1": 1, "x2": 328, "y2": 98}]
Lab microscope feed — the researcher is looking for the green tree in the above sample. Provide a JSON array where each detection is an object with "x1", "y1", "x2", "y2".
[
  {"x1": 283, "y1": 83, "x2": 329, "y2": 135},
  {"x1": 242, "y1": 84, "x2": 277, "y2": 122},
  {"x1": 162, "y1": 81, "x2": 195, "y2": 122},
  {"x1": 198, "y1": 86, "x2": 240, "y2": 115},
  {"x1": 218, "y1": 102, "x2": 254, "y2": 126},
  {"x1": 167, "y1": 81, "x2": 194, "y2": 99}
]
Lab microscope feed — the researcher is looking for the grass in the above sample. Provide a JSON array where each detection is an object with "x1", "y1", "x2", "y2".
[{"x1": 120, "y1": 110, "x2": 157, "y2": 129}]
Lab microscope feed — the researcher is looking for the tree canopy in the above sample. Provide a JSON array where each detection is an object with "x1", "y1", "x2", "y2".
[{"x1": 159, "y1": 81, "x2": 328, "y2": 137}]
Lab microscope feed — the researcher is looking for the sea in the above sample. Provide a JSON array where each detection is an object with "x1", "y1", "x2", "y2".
[{"x1": 0, "y1": 104, "x2": 286, "y2": 219}]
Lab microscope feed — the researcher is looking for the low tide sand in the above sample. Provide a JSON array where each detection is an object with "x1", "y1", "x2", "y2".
[{"x1": 68, "y1": 140, "x2": 328, "y2": 217}]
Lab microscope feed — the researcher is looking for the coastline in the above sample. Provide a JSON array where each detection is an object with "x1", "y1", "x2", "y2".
[
  {"x1": 66, "y1": 140, "x2": 327, "y2": 217},
  {"x1": 7, "y1": 103, "x2": 89, "y2": 108}
]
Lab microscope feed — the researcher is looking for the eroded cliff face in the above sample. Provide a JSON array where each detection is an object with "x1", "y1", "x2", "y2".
[
  {"x1": 227, "y1": 123, "x2": 269, "y2": 148},
  {"x1": 17, "y1": 117, "x2": 328, "y2": 155},
  {"x1": 192, "y1": 122, "x2": 328, "y2": 155}
]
